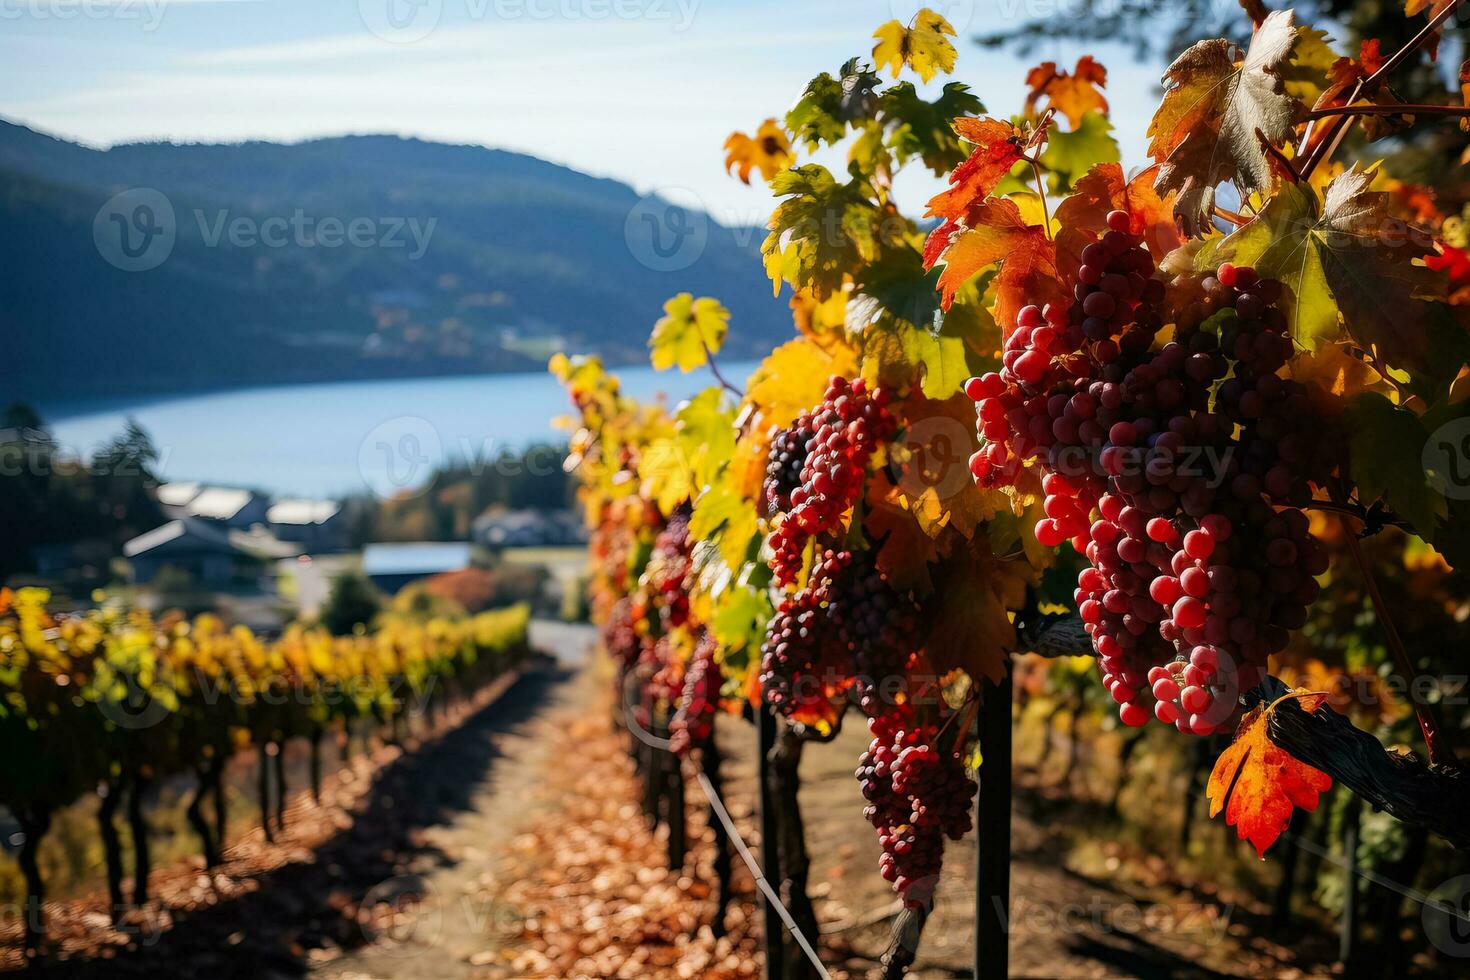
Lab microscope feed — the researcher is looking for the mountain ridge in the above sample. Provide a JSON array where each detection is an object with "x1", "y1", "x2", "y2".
[{"x1": 0, "y1": 118, "x2": 785, "y2": 403}]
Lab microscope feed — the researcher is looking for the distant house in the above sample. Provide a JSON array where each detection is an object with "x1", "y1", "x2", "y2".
[
  {"x1": 123, "y1": 517, "x2": 296, "y2": 589},
  {"x1": 187, "y1": 487, "x2": 270, "y2": 528},
  {"x1": 472, "y1": 509, "x2": 588, "y2": 549},
  {"x1": 267, "y1": 498, "x2": 348, "y2": 553},
  {"x1": 362, "y1": 542, "x2": 473, "y2": 594}
]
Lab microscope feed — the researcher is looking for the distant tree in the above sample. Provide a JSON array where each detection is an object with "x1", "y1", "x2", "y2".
[{"x1": 321, "y1": 571, "x2": 382, "y2": 635}]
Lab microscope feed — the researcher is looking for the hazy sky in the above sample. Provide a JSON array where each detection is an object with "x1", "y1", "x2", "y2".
[{"x1": 1, "y1": 0, "x2": 1172, "y2": 219}]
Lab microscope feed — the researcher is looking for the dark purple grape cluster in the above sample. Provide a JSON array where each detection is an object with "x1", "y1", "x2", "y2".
[
  {"x1": 763, "y1": 412, "x2": 815, "y2": 516},
  {"x1": 857, "y1": 711, "x2": 975, "y2": 909},
  {"x1": 962, "y1": 210, "x2": 1343, "y2": 733},
  {"x1": 760, "y1": 549, "x2": 922, "y2": 726},
  {"x1": 767, "y1": 377, "x2": 895, "y2": 586}
]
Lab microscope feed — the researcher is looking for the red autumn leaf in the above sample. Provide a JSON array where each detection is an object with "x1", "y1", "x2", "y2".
[
  {"x1": 1207, "y1": 692, "x2": 1333, "y2": 857},
  {"x1": 924, "y1": 197, "x2": 1064, "y2": 330},
  {"x1": 1054, "y1": 162, "x2": 1183, "y2": 287},
  {"x1": 1302, "y1": 40, "x2": 1402, "y2": 157},
  {"x1": 924, "y1": 117, "x2": 1026, "y2": 221}
]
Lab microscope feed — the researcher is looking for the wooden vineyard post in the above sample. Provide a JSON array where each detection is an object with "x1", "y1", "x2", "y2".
[
  {"x1": 758, "y1": 705, "x2": 787, "y2": 980},
  {"x1": 975, "y1": 672, "x2": 1012, "y2": 980}
]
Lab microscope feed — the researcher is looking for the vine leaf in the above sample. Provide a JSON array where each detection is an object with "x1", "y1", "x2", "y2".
[
  {"x1": 1055, "y1": 163, "x2": 1183, "y2": 286},
  {"x1": 1343, "y1": 392, "x2": 1444, "y2": 538},
  {"x1": 1460, "y1": 59, "x2": 1470, "y2": 130},
  {"x1": 786, "y1": 59, "x2": 882, "y2": 151},
  {"x1": 1207, "y1": 692, "x2": 1333, "y2": 857},
  {"x1": 872, "y1": 8, "x2": 957, "y2": 83},
  {"x1": 1201, "y1": 165, "x2": 1449, "y2": 369},
  {"x1": 763, "y1": 165, "x2": 882, "y2": 299},
  {"x1": 864, "y1": 474, "x2": 938, "y2": 592},
  {"x1": 923, "y1": 197, "x2": 1064, "y2": 332},
  {"x1": 745, "y1": 336, "x2": 858, "y2": 428},
  {"x1": 1302, "y1": 41, "x2": 1407, "y2": 157},
  {"x1": 924, "y1": 117, "x2": 1026, "y2": 222},
  {"x1": 724, "y1": 119, "x2": 795, "y2": 184},
  {"x1": 1405, "y1": 0, "x2": 1456, "y2": 59},
  {"x1": 1148, "y1": 9, "x2": 1305, "y2": 236},
  {"x1": 1024, "y1": 56, "x2": 1108, "y2": 128},
  {"x1": 649, "y1": 294, "x2": 729, "y2": 373},
  {"x1": 1036, "y1": 111, "x2": 1120, "y2": 192},
  {"x1": 922, "y1": 544, "x2": 1030, "y2": 684},
  {"x1": 878, "y1": 82, "x2": 985, "y2": 175}
]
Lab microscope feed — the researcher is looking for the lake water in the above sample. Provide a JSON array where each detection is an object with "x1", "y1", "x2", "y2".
[{"x1": 40, "y1": 361, "x2": 759, "y2": 498}]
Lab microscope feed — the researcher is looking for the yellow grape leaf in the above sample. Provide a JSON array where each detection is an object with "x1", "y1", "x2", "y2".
[
  {"x1": 745, "y1": 336, "x2": 857, "y2": 427},
  {"x1": 1208, "y1": 692, "x2": 1333, "y2": 857},
  {"x1": 890, "y1": 393, "x2": 1007, "y2": 539},
  {"x1": 1148, "y1": 9, "x2": 1305, "y2": 236},
  {"x1": 1024, "y1": 56, "x2": 1108, "y2": 128},
  {"x1": 638, "y1": 438, "x2": 694, "y2": 515},
  {"x1": 690, "y1": 480, "x2": 761, "y2": 572},
  {"x1": 790, "y1": 287, "x2": 850, "y2": 339},
  {"x1": 1054, "y1": 163, "x2": 1183, "y2": 284},
  {"x1": 923, "y1": 542, "x2": 1032, "y2": 683},
  {"x1": 675, "y1": 387, "x2": 737, "y2": 492},
  {"x1": 649, "y1": 293, "x2": 730, "y2": 373},
  {"x1": 724, "y1": 119, "x2": 795, "y2": 184},
  {"x1": 872, "y1": 8, "x2": 957, "y2": 83},
  {"x1": 924, "y1": 117, "x2": 1027, "y2": 222},
  {"x1": 1288, "y1": 342, "x2": 1384, "y2": 397},
  {"x1": 925, "y1": 197, "x2": 1065, "y2": 332}
]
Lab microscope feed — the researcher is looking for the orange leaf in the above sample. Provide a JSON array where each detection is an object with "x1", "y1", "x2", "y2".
[
  {"x1": 924, "y1": 117, "x2": 1026, "y2": 221},
  {"x1": 925, "y1": 197, "x2": 1064, "y2": 331},
  {"x1": 1405, "y1": 0, "x2": 1455, "y2": 59},
  {"x1": 1054, "y1": 163, "x2": 1183, "y2": 285},
  {"x1": 1207, "y1": 692, "x2": 1333, "y2": 857},
  {"x1": 1024, "y1": 56, "x2": 1109, "y2": 129}
]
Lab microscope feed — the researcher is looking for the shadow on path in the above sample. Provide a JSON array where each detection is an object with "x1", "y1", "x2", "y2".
[{"x1": 24, "y1": 660, "x2": 573, "y2": 980}]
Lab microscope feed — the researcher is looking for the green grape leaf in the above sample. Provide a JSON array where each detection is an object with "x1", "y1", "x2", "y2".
[
  {"x1": 649, "y1": 293, "x2": 730, "y2": 372},
  {"x1": 675, "y1": 387, "x2": 737, "y2": 492},
  {"x1": 763, "y1": 165, "x2": 882, "y2": 299},
  {"x1": 1343, "y1": 391, "x2": 1443, "y2": 538},
  {"x1": 1038, "y1": 110, "x2": 1120, "y2": 192},
  {"x1": 1202, "y1": 166, "x2": 1451, "y2": 378},
  {"x1": 785, "y1": 58, "x2": 882, "y2": 151},
  {"x1": 879, "y1": 81, "x2": 985, "y2": 176}
]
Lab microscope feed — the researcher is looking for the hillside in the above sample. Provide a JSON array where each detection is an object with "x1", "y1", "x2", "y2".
[{"x1": 0, "y1": 119, "x2": 785, "y2": 401}]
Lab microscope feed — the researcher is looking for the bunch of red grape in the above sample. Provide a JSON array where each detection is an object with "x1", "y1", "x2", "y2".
[
  {"x1": 760, "y1": 549, "x2": 922, "y2": 725},
  {"x1": 669, "y1": 632, "x2": 722, "y2": 757},
  {"x1": 856, "y1": 711, "x2": 975, "y2": 908},
  {"x1": 645, "y1": 508, "x2": 693, "y2": 632},
  {"x1": 767, "y1": 377, "x2": 896, "y2": 585},
  {"x1": 763, "y1": 412, "x2": 815, "y2": 516},
  {"x1": 963, "y1": 210, "x2": 1342, "y2": 733}
]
